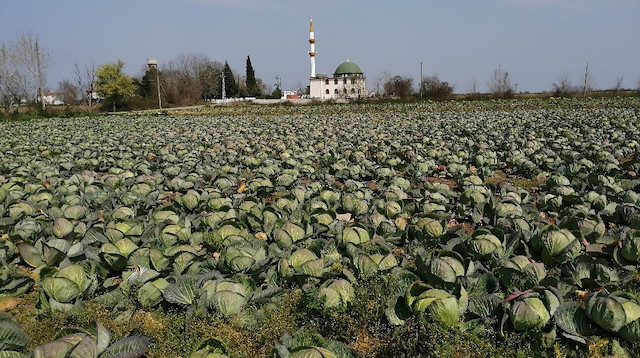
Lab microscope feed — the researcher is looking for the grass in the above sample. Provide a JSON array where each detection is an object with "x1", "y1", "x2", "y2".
[
  {"x1": 5, "y1": 272, "x2": 635, "y2": 357},
  {"x1": 0, "y1": 107, "x2": 100, "y2": 121},
  {"x1": 484, "y1": 170, "x2": 545, "y2": 190}
]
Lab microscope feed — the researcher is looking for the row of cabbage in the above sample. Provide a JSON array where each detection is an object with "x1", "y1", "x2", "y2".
[
  {"x1": 0, "y1": 318, "x2": 343, "y2": 358},
  {"x1": 0, "y1": 98, "x2": 639, "y2": 356}
]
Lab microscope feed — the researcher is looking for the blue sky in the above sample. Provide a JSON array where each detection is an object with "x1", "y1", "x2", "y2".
[{"x1": 1, "y1": 0, "x2": 638, "y2": 93}]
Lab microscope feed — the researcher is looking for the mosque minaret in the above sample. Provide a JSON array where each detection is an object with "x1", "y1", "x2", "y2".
[
  {"x1": 307, "y1": 20, "x2": 368, "y2": 100},
  {"x1": 309, "y1": 19, "x2": 316, "y2": 78}
]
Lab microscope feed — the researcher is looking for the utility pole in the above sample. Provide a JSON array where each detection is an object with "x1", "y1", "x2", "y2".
[
  {"x1": 156, "y1": 68, "x2": 161, "y2": 109},
  {"x1": 583, "y1": 62, "x2": 589, "y2": 98},
  {"x1": 35, "y1": 39, "x2": 45, "y2": 111},
  {"x1": 420, "y1": 62, "x2": 423, "y2": 99},
  {"x1": 221, "y1": 72, "x2": 226, "y2": 103}
]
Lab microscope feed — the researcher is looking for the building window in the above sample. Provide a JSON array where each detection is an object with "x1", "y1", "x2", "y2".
[
  {"x1": 334, "y1": 79, "x2": 338, "y2": 85},
  {"x1": 343, "y1": 88, "x2": 347, "y2": 94},
  {"x1": 334, "y1": 89, "x2": 338, "y2": 94},
  {"x1": 325, "y1": 79, "x2": 329, "y2": 85},
  {"x1": 351, "y1": 79, "x2": 355, "y2": 84},
  {"x1": 351, "y1": 88, "x2": 356, "y2": 94},
  {"x1": 343, "y1": 78, "x2": 347, "y2": 84},
  {"x1": 325, "y1": 89, "x2": 330, "y2": 94}
]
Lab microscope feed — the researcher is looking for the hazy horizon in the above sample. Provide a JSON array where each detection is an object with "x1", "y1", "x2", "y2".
[{"x1": 1, "y1": 0, "x2": 638, "y2": 94}]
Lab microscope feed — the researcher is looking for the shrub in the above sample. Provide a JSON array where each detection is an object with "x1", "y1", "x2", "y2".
[{"x1": 421, "y1": 74, "x2": 455, "y2": 100}]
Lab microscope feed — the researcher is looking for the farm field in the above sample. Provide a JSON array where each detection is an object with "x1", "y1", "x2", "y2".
[{"x1": 0, "y1": 97, "x2": 639, "y2": 357}]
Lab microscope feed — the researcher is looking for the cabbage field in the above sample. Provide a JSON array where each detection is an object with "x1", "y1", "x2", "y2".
[{"x1": 0, "y1": 98, "x2": 639, "y2": 357}]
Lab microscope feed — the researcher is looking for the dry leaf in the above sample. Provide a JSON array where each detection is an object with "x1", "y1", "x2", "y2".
[
  {"x1": 336, "y1": 213, "x2": 352, "y2": 222},
  {"x1": 237, "y1": 182, "x2": 247, "y2": 194},
  {"x1": 394, "y1": 217, "x2": 408, "y2": 230},
  {"x1": 392, "y1": 248, "x2": 405, "y2": 257},
  {"x1": 575, "y1": 290, "x2": 590, "y2": 305},
  {"x1": 0, "y1": 297, "x2": 19, "y2": 312},
  {"x1": 366, "y1": 181, "x2": 378, "y2": 191},
  {"x1": 255, "y1": 232, "x2": 268, "y2": 241}
]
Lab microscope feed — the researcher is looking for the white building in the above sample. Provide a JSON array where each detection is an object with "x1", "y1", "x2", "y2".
[
  {"x1": 40, "y1": 91, "x2": 64, "y2": 106},
  {"x1": 309, "y1": 59, "x2": 368, "y2": 100},
  {"x1": 307, "y1": 20, "x2": 368, "y2": 100}
]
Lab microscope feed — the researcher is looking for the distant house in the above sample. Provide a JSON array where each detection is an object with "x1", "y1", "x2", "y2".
[
  {"x1": 282, "y1": 90, "x2": 300, "y2": 100},
  {"x1": 88, "y1": 89, "x2": 102, "y2": 101},
  {"x1": 40, "y1": 91, "x2": 64, "y2": 106}
]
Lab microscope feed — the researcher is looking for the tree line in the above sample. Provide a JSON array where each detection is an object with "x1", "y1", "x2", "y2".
[
  {"x1": 377, "y1": 65, "x2": 518, "y2": 100},
  {"x1": 378, "y1": 64, "x2": 640, "y2": 101},
  {"x1": 0, "y1": 33, "x2": 274, "y2": 112},
  {"x1": 2, "y1": 33, "x2": 638, "y2": 114},
  {"x1": 87, "y1": 54, "x2": 272, "y2": 111}
]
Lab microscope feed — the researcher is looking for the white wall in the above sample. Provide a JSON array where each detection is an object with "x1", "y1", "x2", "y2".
[{"x1": 309, "y1": 77, "x2": 367, "y2": 99}]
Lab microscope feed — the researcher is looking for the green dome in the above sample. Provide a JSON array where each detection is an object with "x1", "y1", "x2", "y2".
[{"x1": 334, "y1": 60, "x2": 363, "y2": 76}]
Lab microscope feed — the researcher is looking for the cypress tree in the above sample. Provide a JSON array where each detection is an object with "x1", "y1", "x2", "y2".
[
  {"x1": 223, "y1": 61, "x2": 239, "y2": 97},
  {"x1": 245, "y1": 55, "x2": 260, "y2": 97}
]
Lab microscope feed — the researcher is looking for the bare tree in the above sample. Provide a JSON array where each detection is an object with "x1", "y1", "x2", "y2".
[
  {"x1": 421, "y1": 74, "x2": 454, "y2": 100},
  {"x1": 57, "y1": 79, "x2": 79, "y2": 105},
  {"x1": 74, "y1": 61, "x2": 96, "y2": 110},
  {"x1": 1, "y1": 40, "x2": 31, "y2": 109},
  {"x1": 467, "y1": 76, "x2": 479, "y2": 95},
  {"x1": 163, "y1": 54, "x2": 223, "y2": 105},
  {"x1": 166, "y1": 54, "x2": 204, "y2": 104},
  {"x1": 582, "y1": 63, "x2": 595, "y2": 96},
  {"x1": 611, "y1": 76, "x2": 624, "y2": 95},
  {"x1": 0, "y1": 43, "x2": 22, "y2": 109},
  {"x1": 0, "y1": 33, "x2": 50, "y2": 110},
  {"x1": 198, "y1": 61, "x2": 223, "y2": 100},
  {"x1": 374, "y1": 71, "x2": 393, "y2": 96},
  {"x1": 552, "y1": 72, "x2": 574, "y2": 97},
  {"x1": 488, "y1": 65, "x2": 513, "y2": 98},
  {"x1": 383, "y1": 75, "x2": 414, "y2": 98}
]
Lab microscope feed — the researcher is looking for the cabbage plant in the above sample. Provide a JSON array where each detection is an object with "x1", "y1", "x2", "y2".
[
  {"x1": 404, "y1": 281, "x2": 467, "y2": 326},
  {"x1": 530, "y1": 225, "x2": 582, "y2": 265},
  {"x1": 507, "y1": 287, "x2": 562, "y2": 332},
  {"x1": 584, "y1": 291, "x2": 640, "y2": 343},
  {"x1": 31, "y1": 322, "x2": 150, "y2": 358}
]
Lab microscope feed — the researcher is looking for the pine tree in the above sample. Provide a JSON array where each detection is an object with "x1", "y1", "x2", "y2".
[
  {"x1": 223, "y1": 61, "x2": 239, "y2": 97},
  {"x1": 245, "y1": 56, "x2": 260, "y2": 97}
]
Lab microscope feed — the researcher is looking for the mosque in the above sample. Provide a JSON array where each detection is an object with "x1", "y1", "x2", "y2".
[{"x1": 307, "y1": 20, "x2": 368, "y2": 100}]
